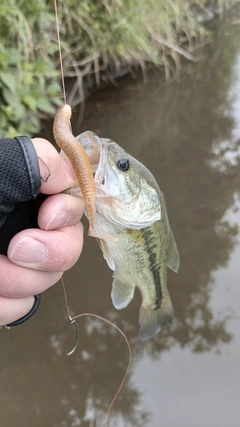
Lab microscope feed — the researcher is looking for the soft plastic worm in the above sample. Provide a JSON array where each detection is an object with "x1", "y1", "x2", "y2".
[{"x1": 53, "y1": 104, "x2": 114, "y2": 241}]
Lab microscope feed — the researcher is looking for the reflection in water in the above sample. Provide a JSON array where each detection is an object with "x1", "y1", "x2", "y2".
[{"x1": 1, "y1": 15, "x2": 240, "y2": 427}]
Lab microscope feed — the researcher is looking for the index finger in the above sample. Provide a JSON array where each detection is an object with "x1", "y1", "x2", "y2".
[{"x1": 32, "y1": 138, "x2": 78, "y2": 195}]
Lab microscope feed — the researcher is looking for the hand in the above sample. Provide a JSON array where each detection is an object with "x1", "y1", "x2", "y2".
[{"x1": 0, "y1": 138, "x2": 84, "y2": 326}]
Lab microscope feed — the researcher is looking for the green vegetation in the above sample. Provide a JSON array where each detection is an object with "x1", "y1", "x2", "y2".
[{"x1": 0, "y1": 0, "x2": 237, "y2": 137}]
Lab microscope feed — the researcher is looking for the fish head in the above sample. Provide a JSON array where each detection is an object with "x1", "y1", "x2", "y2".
[{"x1": 76, "y1": 131, "x2": 161, "y2": 229}]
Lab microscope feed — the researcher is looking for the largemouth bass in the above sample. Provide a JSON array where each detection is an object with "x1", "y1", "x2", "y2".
[{"x1": 75, "y1": 131, "x2": 180, "y2": 341}]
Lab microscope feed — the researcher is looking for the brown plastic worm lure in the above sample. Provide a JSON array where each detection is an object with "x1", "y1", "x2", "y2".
[{"x1": 53, "y1": 104, "x2": 115, "y2": 241}]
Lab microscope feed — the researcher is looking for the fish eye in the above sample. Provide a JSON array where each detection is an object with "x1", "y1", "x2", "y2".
[{"x1": 117, "y1": 158, "x2": 130, "y2": 171}]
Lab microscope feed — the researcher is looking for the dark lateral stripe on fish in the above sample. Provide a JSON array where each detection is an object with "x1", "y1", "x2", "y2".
[
  {"x1": 143, "y1": 227, "x2": 162, "y2": 310},
  {"x1": 153, "y1": 268, "x2": 162, "y2": 309}
]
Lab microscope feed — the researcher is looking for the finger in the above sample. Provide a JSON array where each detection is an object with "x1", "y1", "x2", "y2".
[
  {"x1": 31, "y1": 138, "x2": 78, "y2": 194},
  {"x1": 0, "y1": 295, "x2": 35, "y2": 326},
  {"x1": 7, "y1": 223, "x2": 83, "y2": 272},
  {"x1": 38, "y1": 193, "x2": 85, "y2": 230},
  {"x1": 0, "y1": 255, "x2": 62, "y2": 297}
]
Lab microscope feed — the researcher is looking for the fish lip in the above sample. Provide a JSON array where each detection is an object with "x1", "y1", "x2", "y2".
[
  {"x1": 94, "y1": 140, "x2": 107, "y2": 186},
  {"x1": 76, "y1": 131, "x2": 108, "y2": 188}
]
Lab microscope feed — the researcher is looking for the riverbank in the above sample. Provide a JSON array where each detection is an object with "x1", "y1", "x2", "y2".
[{"x1": 0, "y1": 0, "x2": 239, "y2": 137}]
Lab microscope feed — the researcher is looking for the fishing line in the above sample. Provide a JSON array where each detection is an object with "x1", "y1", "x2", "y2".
[
  {"x1": 61, "y1": 277, "x2": 132, "y2": 427},
  {"x1": 53, "y1": 1, "x2": 132, "y2": 424},
  {"x1": 53, "y1": 0, "x2": 67, "y2": 104}
]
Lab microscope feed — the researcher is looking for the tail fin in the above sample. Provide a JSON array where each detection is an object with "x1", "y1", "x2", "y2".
[{"x1": 139, "y1": 293, "x2": 174, "y2": 341}]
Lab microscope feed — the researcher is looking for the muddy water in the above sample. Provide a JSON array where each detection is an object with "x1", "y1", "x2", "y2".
[{"x1": 1, "y1": 19, "x2": 240, "y2": 427}]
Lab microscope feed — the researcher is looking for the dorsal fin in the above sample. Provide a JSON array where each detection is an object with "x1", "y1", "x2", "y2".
[{"x1": 166, "y1": 230, "x2": 180, "y2": 273}]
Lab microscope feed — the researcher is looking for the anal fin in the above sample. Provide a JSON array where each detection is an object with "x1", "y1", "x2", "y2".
[{"x1": 111, "y1": 276, "x2": 135, "y2": 310}]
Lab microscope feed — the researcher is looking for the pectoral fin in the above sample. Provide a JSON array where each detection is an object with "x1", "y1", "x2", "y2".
[
  {"x1": 139, "y1": 293, "x2": 174, "y2": 341},
  {"x1": 97, "y1": 239, "x2": 115, "y2": 271},
  {"x1": 111, "y1": 276, "x2": 135, "y2": 309},
  {"x1": 166, "y1": 230, "x2": 180, "y2": 273}
]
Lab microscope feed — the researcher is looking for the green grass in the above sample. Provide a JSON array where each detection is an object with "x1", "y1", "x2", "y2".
[{"x1": 0, "y1": 0, "x2": 237, "y2": 137}]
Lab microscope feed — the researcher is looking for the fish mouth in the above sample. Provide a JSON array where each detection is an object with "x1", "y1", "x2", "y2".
[{"x1": 76, "y1": 131, "x2": 107, "y2": 187}]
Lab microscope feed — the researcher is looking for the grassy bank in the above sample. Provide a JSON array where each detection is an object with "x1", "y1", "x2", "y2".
[{"x1": 0, "y1": 0, "x2": 238, "y2": 137}]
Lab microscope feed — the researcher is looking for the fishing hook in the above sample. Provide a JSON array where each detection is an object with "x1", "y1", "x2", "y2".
[{"x1": 65, "y1": 319, "x2": 79, "y2": 356}]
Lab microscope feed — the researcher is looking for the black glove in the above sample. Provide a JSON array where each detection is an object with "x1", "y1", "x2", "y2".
[{"x1": 0, "y1": 136, "x2": 42, "y2": 325}]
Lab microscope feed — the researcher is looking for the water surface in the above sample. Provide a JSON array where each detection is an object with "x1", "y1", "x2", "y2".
[{"x1": 1, "y1": 18, "x2": 240, "y2": 427}]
